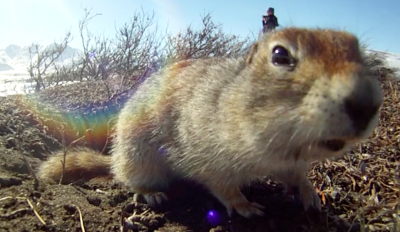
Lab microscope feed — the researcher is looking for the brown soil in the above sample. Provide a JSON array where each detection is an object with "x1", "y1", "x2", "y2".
[{"x1": 0, "y1": 67, "x2": 399, "y2": 232}]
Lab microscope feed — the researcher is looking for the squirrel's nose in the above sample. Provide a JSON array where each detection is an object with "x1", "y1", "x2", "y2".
[
  {"x1": 344, "y1": 98, "x2": 380, "y2": 133},
  {"x1": 344, "y1": 79, "x2": 382, "y2": 134}
]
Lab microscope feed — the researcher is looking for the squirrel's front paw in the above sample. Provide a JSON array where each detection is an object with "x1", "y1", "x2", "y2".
[
  {"x1": 229, "y1": 200, "x2": 265, "y2": 218},
  {"x1": 223, "y1": 193, "x2": 265, "y2": 219},
  {"x1": 134, "y1": 191, "x2": 169, "y2": 210},
  {"x1": 207, "y1": 183, "x2": 265, "y2": 219}
]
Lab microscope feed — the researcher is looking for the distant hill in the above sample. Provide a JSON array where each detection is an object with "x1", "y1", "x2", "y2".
[
  {"x1": 0, "y1": 44, "x2": 82, "y2": 72},
  {"x1": 1, "y1": 44, "x2": 21, "y2": 59},
  {"x1": 366, "y1": 49, "x2": 400, "y2": 75},
  {"x1": 0, "y1": 63, "x2": 14, "y2": 71}
]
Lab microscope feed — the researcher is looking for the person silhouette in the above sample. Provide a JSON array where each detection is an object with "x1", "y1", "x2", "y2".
[{"x1": 262, "y1": 7, "x2": 279, "y2": 33}]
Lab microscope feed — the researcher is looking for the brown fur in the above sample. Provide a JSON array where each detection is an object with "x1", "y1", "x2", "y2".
[
  {"x1": 38, "y1": 28, "x2": 383, "y2": 219},
  {"x1": 38, "y1": 147, "x2": 112, "y2": 184}
]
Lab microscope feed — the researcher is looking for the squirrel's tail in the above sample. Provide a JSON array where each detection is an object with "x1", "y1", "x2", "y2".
[{"x1": 37, "y1": 147, "x2": 112, "y2": 184}]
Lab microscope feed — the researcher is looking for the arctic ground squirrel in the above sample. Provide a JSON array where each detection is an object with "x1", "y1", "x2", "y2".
[{"x1": 38, "y1": 28, "x2": 383, "y2": 219}]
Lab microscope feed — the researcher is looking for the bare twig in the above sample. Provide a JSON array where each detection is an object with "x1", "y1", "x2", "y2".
[
  {"x1": 26, "y1": 198, "x2": 46, "y2": 225},
  {"x1": 59, "y1": 134, "x2": 87, "y2": 184},
  {"x1": 121, "y1": 208, "x2": 151, "y2": 232},
  {"x1": 101, "y1": 117, "x2": 116, "y2": 154},
  {"x1": 0, "y1": 196, "x2": 26, "y2": 202},
  {"x1": 0, "y1": 196, "x2": 46, "y2": 225},
  {"x1": 0, "y1": 208, "x2": 30, "y2": 219},
  {"x1": 27, "y1": 32, "x2": 72, "y2": 92},
  {"x1": 163, "y1": 12, "x2": 250, "y2": 65},
  {"x1": 74, "y1": 205, "x2": 86, "y2": 232},
  {"x1": 20, "y1": 151, "x2": 39, "y2": 188},
  {"x1": 15, "y1": 121, "x2": 39, "y2": 189}
]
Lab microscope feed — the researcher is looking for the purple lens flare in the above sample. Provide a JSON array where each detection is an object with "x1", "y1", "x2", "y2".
[{"x1": 206, "y1": 210, "x2": 221, "y2": 226}]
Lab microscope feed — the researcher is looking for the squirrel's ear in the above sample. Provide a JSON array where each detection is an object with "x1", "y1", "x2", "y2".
[{"x1": 246, "y1": 42, "x2": 259, "y2": 65}]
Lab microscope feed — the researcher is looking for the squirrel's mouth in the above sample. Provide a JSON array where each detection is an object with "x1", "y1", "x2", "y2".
[{"x1": 318, "y1": 139, "x2": 346, "y2": 152}]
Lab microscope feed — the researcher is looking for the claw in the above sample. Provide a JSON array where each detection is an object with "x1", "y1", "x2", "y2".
[
  {"x1": 133, "y1": 192, "x2": 169, "y2": 210},
  {"x1": 227, "y1": 201, "x2": 265, "y2": 219},
  {"x1": 251, "y1": 201, "x2": 266, "y2": 210},
  {"x1": 144, "y1": 192, "x2": 169, "y2": 209}
]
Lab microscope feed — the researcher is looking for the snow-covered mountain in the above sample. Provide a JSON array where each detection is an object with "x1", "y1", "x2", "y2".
[
  {"x1": 1, "y1": 44, "x2": 21, "y2": 59},
  {"x1": 366, "y1": 49, "x2": 400, "y2": 75},
  {"x1": 0, "y1": 44, "x2": 82, "y2": 72}
]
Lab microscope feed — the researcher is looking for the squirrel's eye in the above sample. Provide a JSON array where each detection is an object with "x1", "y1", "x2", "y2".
[{"x1": 271, "y1": 46, "x2": 294, "y2": 67}]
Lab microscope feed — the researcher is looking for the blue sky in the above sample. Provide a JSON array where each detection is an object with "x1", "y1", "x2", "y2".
[{"x1": 1, "y1": 0, "x2": 399, "y2": 53}]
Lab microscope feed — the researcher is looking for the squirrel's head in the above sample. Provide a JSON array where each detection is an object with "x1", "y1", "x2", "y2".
[{"x1": 245, "y1": 28, "x2": 383, "y2": 160}]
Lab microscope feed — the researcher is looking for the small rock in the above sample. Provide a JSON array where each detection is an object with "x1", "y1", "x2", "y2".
[
  {"x1": 87, "y1": 196, "x2": 102, "y2": 206},
  {"x1": 64, "y1": 204, "x2": 77, "y2": 214},
  {"x1": 0, "y1": 176, "x2": 22, "y2": 187},
  {"x1": 5, "y1": 137, "x2": 16, "y2": 149}
]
